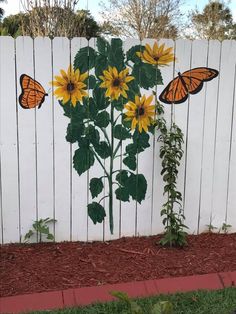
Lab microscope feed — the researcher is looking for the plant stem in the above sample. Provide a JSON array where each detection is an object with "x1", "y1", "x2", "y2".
[
  {"x1": 109, "y1": 104, "x2": 114, "y2": 234},
  {"x1": 91, "y1": 147, "x2": 109, "y2": 178},
  {"x1": 101, "y1": 127, "x2": 111, "y2": 147},
  {"x1": 113, "y1": 140, "x2": 122, "y2": 158}
]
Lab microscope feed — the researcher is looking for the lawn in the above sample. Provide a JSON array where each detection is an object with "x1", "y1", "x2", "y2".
[{"x1": 31, "y1": 287, "x2": 236, "y2": 314}]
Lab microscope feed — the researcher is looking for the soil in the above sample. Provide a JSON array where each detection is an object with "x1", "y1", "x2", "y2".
[{"x1": 0, "y1": 233, "x2": 236, "y2": 298}]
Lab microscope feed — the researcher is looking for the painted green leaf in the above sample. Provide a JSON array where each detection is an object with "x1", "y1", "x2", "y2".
[
  {"x1": 133, "y1": 130, "x2": 150, "y2": 149},
  {"x1": 93, "y1": 85, "x2": 110, "y2": 110},
  {"x1": 126, "y1": 174, "x2": 147, "y2": 204},
  {"x1": 123, "y1": 155, "x2": 136, "y2": 171},
  {"x1": 96, "y1": 37, "x2": 109, "y2": 56},
  {"x1": 112, "y1": 99, "x2": 124, "y2": 111},
  {"x1": 88, "y1": 202, "x2": 106, "y2": 224},
  {"x1": 115, "y1": 187, "x2": 130, "y2": 202},
  {"x1": 85, "y1": 97, "x2": 98, "y2": 120},
  {"x1": 132, "y1": 63, "x2": 163, "y2": 89},
  {"x1": 74, "y1": 46, "x2": 97, "y2": 73},
  {"x1": 95, "y1": 111, "x2": 110, "y2": 128},
  {"x1": 116, "y1": 170, "x2": 129, "y2": 185},
  {"x1": 62, "y1": 101, "x2": 86, "y2": 121},
  {"x1": 126, "y1": 45, "x2": 145, "y2": 64},
  {"x1": 95, "y1": 54, "x2": 108, "y2": 77},
  {"x1": 85, "y1": 75, "x2": 97, "y2": 89},
  {"x1": 114, "y1": 125, "x2": 131, "y2": 140},
  {"x1": 94, "y1": 141, "x2": 111, "y2": 159},
  {"x1": 73, "y1": 147, "x2": 95, "y2": 175},
  {"x1": 66, "y1": 122, "x2": 84, "y2": 143},
  {"x1": 125, "y1": 142, "x2": 144, "y2": 155},
  {"x1": 89, "y1": 177, "x2": 104, "y2": 199},
  {"x1": 126, "y1": 79, "x2": 140, "y2": 101},
  {"x1": 108, "y1": 38, "x2": 125, "y2": 71},
  {"x1": 84, "y1": 125, "x2": 100, "y2": 146}
]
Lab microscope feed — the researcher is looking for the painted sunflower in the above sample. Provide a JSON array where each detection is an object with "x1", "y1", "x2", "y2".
[
  {"x1": 137, "y1": 42, "x2": 175, "y2": 67},
  {"x1": 99, "y1": 66, "x2": 134, "y2": 100},
  {"x1": 124, "y1": 95, "x2": 155, "y2": 133},
  {"x1": 51, "y1": 65, "x2": 88, "y2": 106}
]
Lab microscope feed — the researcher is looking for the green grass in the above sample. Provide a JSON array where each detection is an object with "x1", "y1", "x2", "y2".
[{"x1": 32, "y1": 287, "x2": 236, "y2": 314}]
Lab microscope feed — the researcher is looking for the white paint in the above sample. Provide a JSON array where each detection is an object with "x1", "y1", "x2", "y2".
[{"x1": 0, "y1": 38, "x2": 236, "y2": 243}]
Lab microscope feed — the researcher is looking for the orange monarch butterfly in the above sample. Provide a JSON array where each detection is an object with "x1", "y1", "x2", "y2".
[
  {"x1": 19, "y1": 74, "x2": 48, "y2": 109},
  {"x1": 159, "y1": 67, "x2": 219, "y2": 104}
]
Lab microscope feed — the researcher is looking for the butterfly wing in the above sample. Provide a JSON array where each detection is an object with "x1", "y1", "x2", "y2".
[
  {"x1": 19, "y1": 74, "x2": 47, "y2": 109},
  {"x1": 159, "y1": 76, "x2": 189, "y2": 104},
  {"x1": 181, "y1": 67, "x2": 219, "y2": 95},
  {"x1": 159, "y1": 67, "x2": 219, "y2": 104}
]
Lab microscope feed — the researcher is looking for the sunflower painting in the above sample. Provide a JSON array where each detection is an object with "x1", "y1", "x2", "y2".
[
  {"x1": 54, "y1": 38, "x2": 175, "y2": 235},
  {"x1": 137, "y1": 42, "x2": 175, "y2": 67},
  {"x1": 99, "y1": 66, "x2": 134, "y2": 100},
  {"x1": 51, "y1": 65, "x2": 88, "y2": 106},
  {"x1": 124, "y1": 95, "x2": 155, "y2": 133}
]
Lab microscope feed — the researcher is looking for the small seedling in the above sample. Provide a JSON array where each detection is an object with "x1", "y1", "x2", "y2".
[
  {"x1": 110, "y1": 291, "x2": 173, "y2": 314},
  {"x1": 206, "y1": 223, "x2": 217, "y2": 233},
  {"x1": 24, "y1": 217, "x2": 56, "y2": 243},
  {"x1": 220, "y1": 222, "x2": 232, "y2": 234}
]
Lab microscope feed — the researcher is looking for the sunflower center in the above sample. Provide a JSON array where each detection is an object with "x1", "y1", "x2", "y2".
[
  {"x1": 112, "y1": 78, "x2": 121, "y2": 87},
  {"x1": 137, "y1": 107, "x2": 145, "y2": 116},
  {"x1": 67, "y1": 82, "x2": 75, "y2": 92},
  {"x1": 153, "y1": 56, "x2": 160, "y2": 61}
]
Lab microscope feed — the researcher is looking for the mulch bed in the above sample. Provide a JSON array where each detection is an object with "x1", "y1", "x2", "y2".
[{"x1": 1, "y1": 233, "x2": 236, "y2": 298}]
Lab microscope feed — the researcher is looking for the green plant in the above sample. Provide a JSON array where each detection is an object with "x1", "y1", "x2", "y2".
[
  {"x1": 206, "y1": 223, "x2": 217, "y2": 233},
  {"x1": 156, "y1": 101, "x2": 188, "y2": 247},
  {"x1": 221, "y1": 222, "x2": 232, "y2": 233},
  {"x1": 24, "y1": 217, "x2": 56, "y2": 243},
  {"x1": 111, "y1": 291, "x2": 173, "y2": 314}
]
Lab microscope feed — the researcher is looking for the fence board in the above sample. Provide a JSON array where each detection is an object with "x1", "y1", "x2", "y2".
[
  {"x1": 226, "y1": 64, "x2": 236, "y2": 232},
  {"x1": 173, "y1": 39, "x2": 192, "y2": 220},
  {"x1": 211, "y1": 40, "x2": 236, "y2": 230},
  {"x1": 15, "y1": 36, "x2": 37, "y2": 241},
  {"x1": 52, "y1": 37, "x2": 71, "y2": 241},
  {"x1": 0, "y1": 36, "x2": 20, "y2": 243},
  {"x1": 198, "y1": 40, "x2": 221, "y2": 233},
  {"x1": 152, "y1": 39, "x2": 175, "y2": 235},
  {"x1": 34, "y1": 37, "x2": 54, "y2": 238},
  {"x1": 184, "y1": 40, "x2": 209, "y2": 234}
]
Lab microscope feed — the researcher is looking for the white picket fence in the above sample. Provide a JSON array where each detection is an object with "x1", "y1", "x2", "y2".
[{"x1": 0, "y1": 37, "x2": 235, "y2": 244}]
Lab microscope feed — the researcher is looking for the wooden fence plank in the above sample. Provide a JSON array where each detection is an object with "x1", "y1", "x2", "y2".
[
  {"x1": 211, "y1": 40, "x2": 236, "y2": 230},
  {"x1": 0, "y1": 36, "x2": 20, "y2": 243},
  {"x1": 34, "y1": 37, "x2": 54, "y2": 239},
  {"x1": 70, "y1": 37, "x2": 88, "y2": 242},
  {"x1": 15, "y1": 36, "x2": 37, "y2": 241},
  {"x1": 152, "y1": 38, "x2": 175, "y2": 235},
  {"x1": 198, "y1": 40, "x2": 221, "y2": 233},
  {"x1": 52, "y1": 37, "x2": 71, "y2": 241},
  {"x1": 184, "y1": 40, "x2": 209, "y2": 234}
]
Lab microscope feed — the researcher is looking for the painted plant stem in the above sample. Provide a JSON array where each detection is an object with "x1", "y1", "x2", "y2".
[{"x1": 109, "y1": 104, "x2": 115, "y2": 234}]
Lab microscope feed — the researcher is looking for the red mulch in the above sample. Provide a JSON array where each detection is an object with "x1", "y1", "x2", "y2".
[{"x1": 0, "y1": 233, "x2": 236, "y2": 297}]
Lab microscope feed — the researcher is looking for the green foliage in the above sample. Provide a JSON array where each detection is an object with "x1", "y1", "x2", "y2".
[
  {"x1": 110, "y1": 291, "x2": 173, "y2": 314},
  {"x1": 89, "y1": 178, "x2": 104, "y2": 199},
  {"x1": 221, "y1": 222, "x2": 232, "y2": 234},
  {"x1": 156, "y1": 102, "x2": 188, "y2": 247},
  {"x1": 132, "y1": 63, "x2": 163, "y2": 89},
  {"x1": 116, "y1": 171, "x2": 147, "y2": 204},
  {"x1": 24, "y1": 218, "x2": 56, "y2": 243},
  {"x1": 88, "y1": 202, "x2": 106, "y2": 224},
  {"x1": 114, "y1": 125, "x2": 131, "y2": 140},
  {"x1": 73, "y1": 147, "x2": 95, "y2": 175},
  {"x1": 74, "y1": 47, "x2": 97, "y2": 73}
]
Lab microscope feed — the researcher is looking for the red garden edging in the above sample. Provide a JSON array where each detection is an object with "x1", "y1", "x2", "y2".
[{"x1": 0, "y1": 271, "x2": 235, "y2": 314}]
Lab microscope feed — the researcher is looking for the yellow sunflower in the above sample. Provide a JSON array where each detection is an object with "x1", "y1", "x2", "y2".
[
  {"x1": 51, "y1": 65, "x2": 88, "y2": 107},
  {"x1": 137, "y1": 42, "x2": 175, "y2": 67},
  {"x1": 124, "y1": 95, "x2": 155, "y2": 133},
  {"x1": 99, "y1": 66, "x2": 134, "y2": 100}
]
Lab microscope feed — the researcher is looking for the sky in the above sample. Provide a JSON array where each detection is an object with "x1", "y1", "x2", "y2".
[{"x1": 1, "y1": 0, "x2": 236, "y2": 22}]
